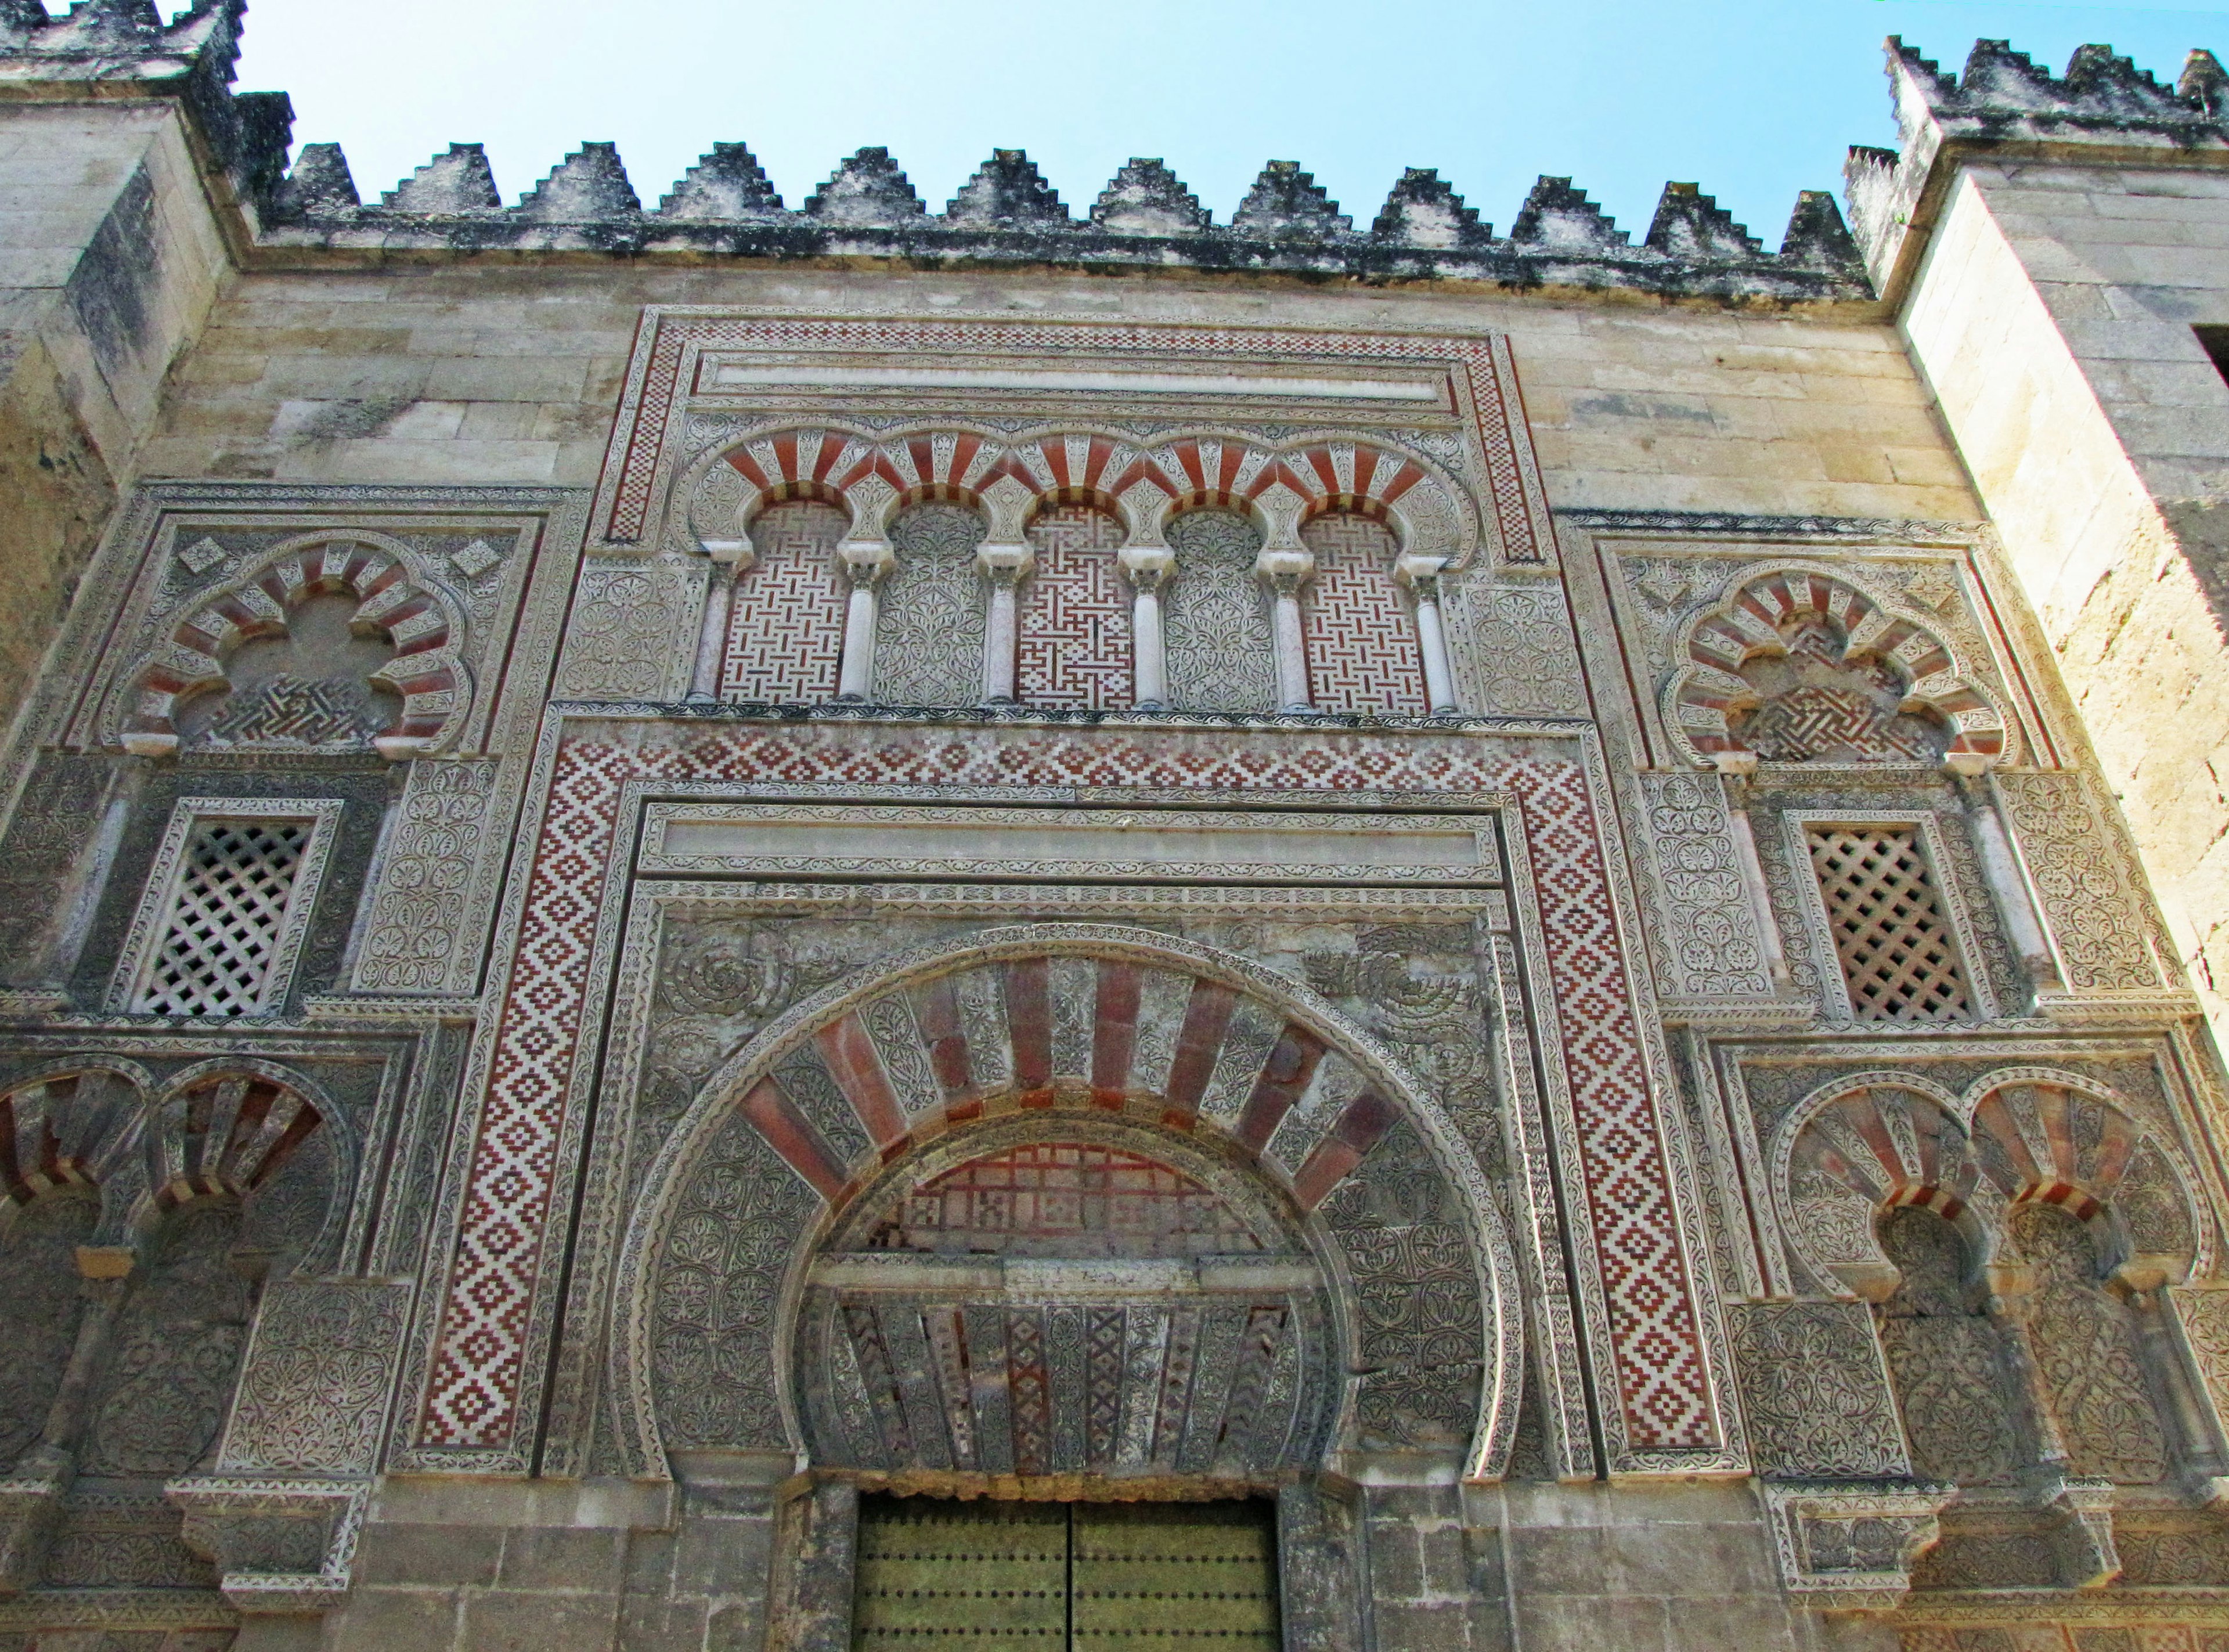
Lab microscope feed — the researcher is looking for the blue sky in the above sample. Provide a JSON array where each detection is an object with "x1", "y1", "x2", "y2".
[{"x1": 218, "y1": 0, "x2": 2227, "y2": 249}]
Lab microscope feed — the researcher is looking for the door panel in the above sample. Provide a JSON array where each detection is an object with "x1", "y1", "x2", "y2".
[
  {"x1": 853, "y1": 1496, "x2": 1279, "y2": 1650},
  {"x1": 854, "y1": 1497, "x2": 1069, "y2": 1649},
  {"x1": 1072, "y1": 1501, "x2": 1280, "y2": 1649}
]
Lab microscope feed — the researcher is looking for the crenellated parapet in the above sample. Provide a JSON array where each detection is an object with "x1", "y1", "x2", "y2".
[
  {"x1": 0, "y1": 1, "x2": 1871, "y2": 301},
  {"x1": 1845, "y1": 36, "x2": 2229, "y2": 300},
  {"x1": 257, "y1": 142, "x2": 1870, "y2": 301}
]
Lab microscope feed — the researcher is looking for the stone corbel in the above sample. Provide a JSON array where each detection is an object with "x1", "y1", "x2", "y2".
[
  {"x1": 1252, "y1": 483, "x2": 1315, "y2": 713},
  {"x1": 835, "y1": 477, "x2": 900, "y2": 702},
  {"x1": 1394, "y1": 553, "x2": 1456, "y2": 715},
  {"x1": 170, "y1": 1476, "x2": 371, "y2": 1615},
  {"x1": 975, "y1": 476, "x2": 1038, "y2": 705},
  {"x1": 1759, "y1": 1480, "x2": 1953, "y2": 1614}
]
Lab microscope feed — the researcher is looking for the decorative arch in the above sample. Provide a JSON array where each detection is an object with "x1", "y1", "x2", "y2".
[
  {"x1": 139, "y1": 1060, "x2": 354, "y2": 1274},
  {"x1": 1775, "y1": 1074, "x2": 1981, "y2": 1300},
  {"x1": 1961, "y1": 1069, "x2": 2202, "y2": 1278},
  {"x1": 675, "y1": 424, "x2": 1479, "y2": 573},
  {"x1": 0, "y1": 1062, "x2": 149, "y2": 1224},
  {"x1": 1664, "y1": 562, "x2": 2006, "y2": 767},
  {"x1": 612, "y1": 922, "x2": 1522, "y2": 1486},
  {"x1": 1772, "y1": 1067, "x2": 2202, "y2": 1302},
  {"x1": 117, "y1": 531, "x2": 471, "y2": 760}
]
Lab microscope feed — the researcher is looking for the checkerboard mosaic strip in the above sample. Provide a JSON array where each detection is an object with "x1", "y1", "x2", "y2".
[{"x1": 417, "y1": 724, "x2": 1711, "y2": 1452}]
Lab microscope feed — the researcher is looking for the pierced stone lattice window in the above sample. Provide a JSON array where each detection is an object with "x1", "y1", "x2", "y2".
[
  {"x1": 116, "y1": 800, "x2": 340, "y2": 1017},
  {"x1": 1805, "y1": 824, "x2": 1972, "y2": 1022}
]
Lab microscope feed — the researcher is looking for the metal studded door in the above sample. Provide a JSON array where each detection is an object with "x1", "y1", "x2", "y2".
[{"x1": 853, "y1": 1496, "x2": 1280, "y2": 1650}]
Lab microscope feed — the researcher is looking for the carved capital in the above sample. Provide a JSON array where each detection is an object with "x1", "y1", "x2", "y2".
[
  {"x1": 975, "y1": 541, "x2": 1034, "y2": 585},
  {"x1": 1118, "y1": 544, "x2": 1173, "y2": 589},
  {"x1": 171, "y1": 1476, "x2": 370, "y2": 1615},
  {"x1": 1759, "y1": 1480, "x2": 1953, "y2": 1614},
  {"x1": 1393, "y1": 553, "x2": 1448, "y2": 596}
]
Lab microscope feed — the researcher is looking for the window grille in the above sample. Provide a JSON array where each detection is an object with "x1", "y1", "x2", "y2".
[
  {"x1": 117, "y1": 801, "x2": 338, "y2": 1018},
  {"x1": 1805, "y1": 824, "x2": 1972, "y2": 1022}
]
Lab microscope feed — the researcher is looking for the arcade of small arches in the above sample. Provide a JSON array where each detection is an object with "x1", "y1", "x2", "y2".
[
  {"x1": 672, "y1": 427, "x2": 1480, "y2": 717},
  {"x1": 1775, "y1": 1070, "x2": 2214, "y2": 1490},
  {"x1": 615, "y1": 926, "x2": 1519, "y2": 1494}
]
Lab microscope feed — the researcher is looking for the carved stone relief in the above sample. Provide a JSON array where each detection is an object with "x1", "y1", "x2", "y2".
[
  {"x1": 2012, "y1": 1202, "x2": 2169, "y2": 1485},
  {"x1": 0, "y1": 753, "x2": 117, "y2": 986},
  {"x1": 218, "y1": 1278, "x2": 412, "y2": 1476},
  {"x1": 0, "y1": 1196, "x2": 94, "y2": 1472},
  {"x1": 1163, "y1": 511, "x2": 1275, "y2": 715},
  {"x1": 874, "y1": 506, "x2": 989, "y2": 709},
  {"x1": 1442, "y1": 577, "x2": 1586, "y2": 719},
  {"x1": 83, "y1": 1204, "x2": 255, "y2": 1478},
  {"x1": 1634, "y1": 771, "x2": 1773, "y2": 998},
  {"x1": 649, "y1": 1108, "x2": 820, "y2": 1451},
  {"x1": 556, "y1": 555, "x2": 695, "y2": 701},
  {"x1": 1725, "y1": 1300, "x2": 1909, "y2": 1477},
  {"x1": 1319, "y1": 1120, "x2": 1485, "y2": 1452},
  {"x1": 1994, "y1": 770, "x2": 2161, "y2": 993},
  {"x1": 350, "y1": 757, "x2": 500, "y2": 994},
  {"x1": 1873, "y1": 1207, "x2": 2025, "y2": 1487}
]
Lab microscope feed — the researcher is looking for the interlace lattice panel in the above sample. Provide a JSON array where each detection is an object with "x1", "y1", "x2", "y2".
[
  {"x1": 1018, "y1": 505, "x2": 1130, "y2": 709},
  {"x1": 133, "y1": 818, "x2": 313, "y2": 1016},
  {"x1": 1805, "y1": 825, "x2": 1972, "y2": 1022},
  {"x1": 1301, "y1": 513, "x2": 1425, "y2": 715},
  {"x1": 720, "y1": 499, "x2": 846, "y2": 702}
]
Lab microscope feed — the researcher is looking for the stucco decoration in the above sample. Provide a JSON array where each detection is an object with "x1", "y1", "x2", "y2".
[
  {"x1": 612, "y1": 923, "x2": 1521, "y2": 1484},
  {"x1": 1771, "y1": 1068, "x2": 2203, "y2": 1304},
  {"x1": 111, "y1": 532, "x2": 473, "y2": 761},
  {"x1": 1663, "y1": 562, "x2": 2006, "y2": 768}
]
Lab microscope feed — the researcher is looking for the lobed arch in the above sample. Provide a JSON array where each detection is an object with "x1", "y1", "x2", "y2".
[
  {"x1": 116, "y1": 530, "x2": 471, "y2": 760},
  {"x1": 676, "y1": 423, "x2": 1478, "y2": 573},
  {"x1": 1772, "y1": 1067, "x2": 2203, "y2": 1304},
  {"x1": 611, "y1": 922, "x2": 1523, "y2": 1485},
  {"x1": 1662, "y1": 561, "x2": 2006, "y2": 768}
]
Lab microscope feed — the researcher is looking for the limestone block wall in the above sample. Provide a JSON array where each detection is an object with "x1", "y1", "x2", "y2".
[
  {"x1": 1898, "y1": 157, "x2": 2229, "y2": 1029},
  {"x1": 0, "y1": 99, "x2": 232, "y2": 749},
  {"x1": 140, "y1": 266, "x2": 1975, "y2": 525}
]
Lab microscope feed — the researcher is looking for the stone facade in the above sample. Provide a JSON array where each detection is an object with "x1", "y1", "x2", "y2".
[{"x1": 1, "y1": 7, "x2": 2228, "y2": 1650}]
